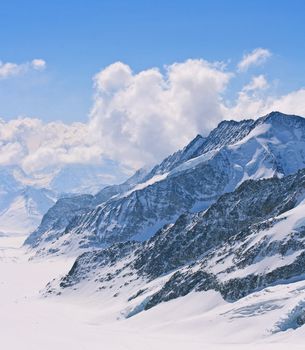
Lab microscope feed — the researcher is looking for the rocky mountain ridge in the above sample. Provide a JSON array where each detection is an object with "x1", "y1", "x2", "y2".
[{"x1": 26, "y1": 112, "x2": 305, "y2": 256}]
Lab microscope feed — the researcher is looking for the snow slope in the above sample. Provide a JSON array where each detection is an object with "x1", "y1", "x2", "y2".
[{"x1": 0, "y1": 235, "x2": 305, "y2": 350}]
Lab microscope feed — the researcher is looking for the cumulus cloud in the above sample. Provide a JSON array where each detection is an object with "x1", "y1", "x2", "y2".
[
  {"x1": 225, "y1": 87, "x2": 305, "y2": 121},
  {"x1": 0, "y1": 59, "x2": 233, "y2": 174},
  {"x1": 31, "y1": 59, "x2": 46, "y2": 71},
  {"x1": 238, "y1": 48, "x2": 271, "y2": 72},
  {"x1": 0, "y1": 141, "x2": 24, "y2": 165},
  {"x1": 0, "y1": 58, "x2": 46, "y2": 79},
  {"x1": 0, "y1": 62, "x2": 23, "y2": 79},
  {"x1": 0, "y1": 117, "x2": 101, "y2": 173},
  {"x1": 89, "y1": 59, "x2": 231, "y2": 168},
  {"x1": 94, "y1": 62, "x2": 132, "y2": 94},
  {"x1": 1, "y1": 56, "x2": 305, "y2": 179},
  {"x1": 262, "y1": 88, "x2": 305, "y2": 117},
  {"x1": 88, "y1": 59, "x2": 305, "y2": 169},
  {"x1": 242, "y1": 75, "x2": 269, "y2": 92}
]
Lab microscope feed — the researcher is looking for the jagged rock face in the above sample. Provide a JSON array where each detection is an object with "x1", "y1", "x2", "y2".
[
  {"x1": 69, "y1": 152, "x2": 230, "y2": 244},
  {"x1": 58, "y1": 241, "x2": 141, "y2": 289},
  {"x1": 139, "y1": 171, "x2": 305, "y2": 309},
  {"x1": 50, "y1": 168, "x2": 305, "y2": 317},
  {"x1": 24, "y1": 170, "x2": 148, "y2": 249},
  {"x1": 24, "y1": 194, "x2": 94, "y2": 246},
  {"x1": 135, "y1": 170, "x2": 305, "y2": 278},
  {"x1": 26, "y1": 112, "x2": 305, "y2": 255},
  {"x1": 144, "y1": 111, "x2": 305, "y2": 179},
  {"x1": 146, "y1": 118, "x2": 257, "y2": 178}
]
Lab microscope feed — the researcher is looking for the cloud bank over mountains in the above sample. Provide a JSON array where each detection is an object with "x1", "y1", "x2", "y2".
[
  {"x1": 89, "y1": 59, "x2": 230, "y2": 169},
  {"x1": 1, "y1": 49, "x2": 305, "y2": 180}
]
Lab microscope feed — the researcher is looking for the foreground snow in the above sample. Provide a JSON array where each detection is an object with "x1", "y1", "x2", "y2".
[{"x1": 0, "y1": 236, "x2": 304, "y2": 349}]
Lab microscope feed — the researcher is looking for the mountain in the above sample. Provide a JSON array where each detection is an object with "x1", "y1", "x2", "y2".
[
  {"x1": 0, "y1": 162, "x2": 121, "y2": 236},
  {"x1": 26, "y1": 112, "x2": 305, "y2": 256},
  {"x1": 0, "y1": 168, "x2": 56, "y2": 235},
  {"x1": 49, "y1": 164, "x2": 110, "y2": 195},
  {"x1": 46, "y1": 167, "x2": 305, "y2": 334},
  {"x1": 24, "y1": 167, "x2": 149, "y2": 248}
]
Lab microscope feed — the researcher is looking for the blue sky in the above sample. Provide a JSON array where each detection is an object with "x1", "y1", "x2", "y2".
[{"x1": 1, "y1": 0, "x2": 305, "y2": 123}]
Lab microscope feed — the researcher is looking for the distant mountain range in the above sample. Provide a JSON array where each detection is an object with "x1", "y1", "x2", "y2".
[{"x1": 0, "y1": 164, "x2": 113, "y2": 235}]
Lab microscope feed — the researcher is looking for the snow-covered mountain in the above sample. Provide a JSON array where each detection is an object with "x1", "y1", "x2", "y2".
[
  {"x1": 24, "y1": 167, "x2": 149, "y2": 248},
  {"x1": 49, "y1": 164, "x2": 110, "y2": 195},
  {"x1": 0, "y1": 163, "x2": 120, "y2": 236},
  {"x1": 14, "y1": 111, "x2": 305, "y2": 343},
  {"x1": 46, "y1": 167, "x2": 305, "y2": 334},
  {"x1": 0, "y1": 168, "x2": 56, "y2": 235},
  {"x1": 26, "y1": 112, "x2": 305, "y2": 256}
]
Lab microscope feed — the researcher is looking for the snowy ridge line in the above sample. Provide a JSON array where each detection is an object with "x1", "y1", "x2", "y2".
[{"x1": 25, "y1": 112, "x2": 305, "y2": 256}]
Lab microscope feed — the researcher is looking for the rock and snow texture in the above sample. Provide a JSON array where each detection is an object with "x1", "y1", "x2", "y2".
[
  {"x1": 1, "y1": 235, "x2": 305, "y2": 350},
  {"x1": 48, "y1": 168, "x2": 305, "y2": 319},
  {"x1": 26, "y1": 112, "x2": 305, "y2": 256},
  {"x1": 24, "y1": 167, "x2": 149, "y2": 250}
]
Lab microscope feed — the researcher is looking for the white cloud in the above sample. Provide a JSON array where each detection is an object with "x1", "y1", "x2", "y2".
[
  {"x1": 0, "y1": 118, "x2": 101, "y2": 173},
  {"x1": 242, "y1": 75, "x2": 269, "y2": 92},
  {"x1": 0, "y1": 59, "x2": 232, "y2": 174},
  {"x1": 94, "y1": 61, "x2": 132, "y2": 94},
  {"x1": 1, "y1": 56, "x2": 305, "y2": 180},
  {"x1": 238, "y1": 48, "x2": 271, "y2": 72},
  {"x1": 225, "y1": 87, "x2": 305, "y2": 121},
  {"x1": 89, "y1": 60, "x2": 305, "y2": 169},
  {"x1": 0, "y1": 141, "x2": 24, "y2": 165},
  {"x1": 31, "y1": 59, "x2": 46, "y2": 71},
  {"x1": 0, "y1": 62, "x2": 23, "y2": 79},
  {"x1": 0, "y1": 58, "x2": 46, "y2": 79},
  {"x1": 89, "y1": 59, "x2": 231, "y2": 168},
  {"x1": 263, "y1": 89, "x2": 305, "y2": 117}
]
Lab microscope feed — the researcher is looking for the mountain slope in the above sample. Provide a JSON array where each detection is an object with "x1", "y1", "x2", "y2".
[
  {"x1": 48, "y1": 168, "x2": 305, "y2": 332},
  {"x1": 2, "y1": 232, "x2": 305, "y2": 349},
  {"x1": 26, "y1": 112, "x2": 305, "y2": 255},
  {"x1": 24, "y1": 167, "x2": 149, "y2": 249}
]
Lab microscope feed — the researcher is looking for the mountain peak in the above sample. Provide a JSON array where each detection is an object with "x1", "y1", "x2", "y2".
[
  {"x1": 216, "y1": 118, "x2": 250, "y2": 128},
  {"x1": 260, "y1": 111, "x2": 305, "y2": 126}
]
